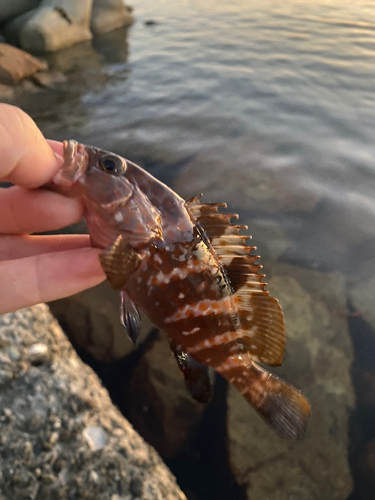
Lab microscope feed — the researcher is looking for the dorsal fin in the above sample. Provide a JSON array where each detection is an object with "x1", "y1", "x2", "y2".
[{"x1": 186, "y1": 195, "x2": 285, "y2": 367}]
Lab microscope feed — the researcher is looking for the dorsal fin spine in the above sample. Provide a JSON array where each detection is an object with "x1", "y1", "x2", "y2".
[{"x1": 186, "y1": 195, "x2": 286, "y2": 367}]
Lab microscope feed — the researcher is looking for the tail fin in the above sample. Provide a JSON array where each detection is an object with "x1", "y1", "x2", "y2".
[{"x1": 220, "y1": 360, "x2": 310, "y2": 439}]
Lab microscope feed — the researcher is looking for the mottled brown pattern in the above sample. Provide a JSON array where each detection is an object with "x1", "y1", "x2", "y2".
[{"x1": 49, "y1": 142, "x2": 311, "y2": 439}]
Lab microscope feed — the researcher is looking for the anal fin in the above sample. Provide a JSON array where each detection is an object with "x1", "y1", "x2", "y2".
[{"x1": 99, "y1": 235, "x2": 142, "y2": 290}]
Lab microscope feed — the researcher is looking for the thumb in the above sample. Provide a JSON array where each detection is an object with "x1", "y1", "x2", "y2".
[{"x1": 0, "y1": 104, "x2": 61, "y2": 188}]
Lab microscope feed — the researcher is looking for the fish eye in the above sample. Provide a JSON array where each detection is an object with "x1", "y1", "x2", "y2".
[{"x1": 100, "y1": 154, "x2": 126, "y2": 174}]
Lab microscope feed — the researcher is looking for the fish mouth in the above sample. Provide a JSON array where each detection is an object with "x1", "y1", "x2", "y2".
[{"x1": 50, "y1": 140, "x2": 88, "y2": 192}]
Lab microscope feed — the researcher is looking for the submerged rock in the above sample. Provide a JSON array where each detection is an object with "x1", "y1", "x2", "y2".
[
  {"x1": 49, "y1": 281, "x2": 154, "y2": 362},
  {"x1": 174, "y1": 137, "x2": 321, "y2": 214},
  {"x1": 227, "y1": 264, "x2": 354, "y2": 499},
  {"x1": 127, "y1": 330, "x2": 207, "y2": 458},
  {"x1": 0, "y1": 305, "x2": 187, "y2": 500}
]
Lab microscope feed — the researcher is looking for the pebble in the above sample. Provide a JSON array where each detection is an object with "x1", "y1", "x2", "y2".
[
  {"x1": 28, "y1": 343, "x2": 49, "y2": 365},
  {"x1": 83, "y1": 426, "x2": 107, "y2": 451},
  {"x1": 89, "y1": 470, "x2": 99, "y2": 483},
  {"x1": 7, "y1": 345, "x2": 21, "y2": 361}
]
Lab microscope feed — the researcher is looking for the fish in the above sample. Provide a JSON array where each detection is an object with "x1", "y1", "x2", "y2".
[{"x1": 49, "y1": 140, "x2": 310, "y2": 439}]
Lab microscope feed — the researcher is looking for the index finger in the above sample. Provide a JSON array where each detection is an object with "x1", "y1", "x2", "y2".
[{"x1": 0, "y1": 104, "x2": 62, "y2": 188}]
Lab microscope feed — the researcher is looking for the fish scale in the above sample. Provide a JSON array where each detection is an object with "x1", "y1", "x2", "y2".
[{"x1": 48, "y1": 140, "x2": 311, "y2": 439}]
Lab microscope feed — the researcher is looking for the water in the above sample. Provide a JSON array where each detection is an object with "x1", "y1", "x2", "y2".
[{"x1": 12, "y1": 0, "x2": 375, "y2": 498}]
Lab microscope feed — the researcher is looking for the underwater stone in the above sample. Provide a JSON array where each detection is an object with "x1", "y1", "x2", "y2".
[{"x1": 227, "y1": 264, "x2": 354, "y2": 499}]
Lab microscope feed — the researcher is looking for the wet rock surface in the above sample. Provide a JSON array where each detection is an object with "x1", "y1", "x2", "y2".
[
  {"x1": 0, "y1": 305, "x2": 187, "y2": 500},
  {"x1": 227, "y1": 264, "x2": 354, "y2": 499}
]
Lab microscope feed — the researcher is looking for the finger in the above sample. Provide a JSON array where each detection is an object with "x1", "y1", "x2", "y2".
[
  {"x1": 0, "y1": 104, "x2": 62, "y2": 188},
  {"x1": 0, "y1": 186, "x2": 84, "y2": 234},
  {"x1": 0, "y1": 234, "x2": 91, "y2": 260},
  {"x1": 47, "y1": 140, "x2": 63, "y2": 157},
  {"x1": 0, "y1": 247, "x2": 106, "y2": 315}
]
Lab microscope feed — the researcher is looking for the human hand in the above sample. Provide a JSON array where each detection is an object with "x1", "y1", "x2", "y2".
[{"x1": 0, "y1": 104, "x2": 105, "y2": 315}]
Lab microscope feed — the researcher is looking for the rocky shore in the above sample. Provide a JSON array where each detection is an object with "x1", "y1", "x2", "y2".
[{"x1": 0, "y1": 305, "x2": 186, "y2": 500}]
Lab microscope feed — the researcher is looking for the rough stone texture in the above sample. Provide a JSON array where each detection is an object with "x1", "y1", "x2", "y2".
[
  {"x1": 127, "y1": 330, "x2": 206, "y2": 458},
  {"x1": 49, "y1": 281, "x2": 154, "y2": 362},
  {"x1": 174, "y1": 137, "x2": 321, "y2": 213},
  {"x1": 0, "y1": 305, "x2": 187, "y2": 500},
  {"x1": 0, "y1": 43, "x2": 47, "y2": 85},
  {"x1": 227, "y1": 264, "x2": 354, "y2": 499}
]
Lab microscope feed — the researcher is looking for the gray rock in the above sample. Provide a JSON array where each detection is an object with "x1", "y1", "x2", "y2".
[
  {"x1": 227, "y1": 264, "x2": 354, "y2": 499},
  {"x1": 91, "y1": 0, "x2": 134, "y2": 34},
  {"x1": 128, "y1": 330, "x2": 206, "y2": 458},
  {"x1": 18, "y1": 2, "x2": 93, "y2": 53},
  {"x1": 0, "y1": 305, "x2": 187, "y2": 500},
  {"x1": 174, "y1": 137, "x2": 321, "y2": 214},
  {"x1": 2, "y1": 0, "x2": 134, "y2": 53}
]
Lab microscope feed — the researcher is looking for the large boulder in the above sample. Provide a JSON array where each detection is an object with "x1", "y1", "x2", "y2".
[
  {"x1": 0, "y1": 305, "x2": 186, "y2": 500},
  {"x1": 2, "y1": 0, "x2": 134, "y2": 53}
]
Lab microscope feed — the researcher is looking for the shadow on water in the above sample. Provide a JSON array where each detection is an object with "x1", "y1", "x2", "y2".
[
  {"x1": 164, "y1": 376, "x2": 246, "y2": 500},
  {"x1": 347, "y1": 301, "x2": 375, "y2": 500}
]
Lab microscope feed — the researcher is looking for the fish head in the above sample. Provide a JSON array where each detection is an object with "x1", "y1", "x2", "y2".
[{"x1": 50, "y1": 140, "x2": 163, "y2": 247}]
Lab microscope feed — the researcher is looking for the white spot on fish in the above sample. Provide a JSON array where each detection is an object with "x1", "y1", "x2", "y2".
[
  {"x1": 189, "y1": 331, "x2": 242, "y2": 353},
  {"x1": 146, "y1": 262, "x2": 206, "y2": 287},
  {"x1": 164, "y1": 296, "x2": 234, "y2": 323},
  {"x1": 154, "y1": 254, "x2": 163, "y2": 264},
  {"x1": 114, "y1": 211, "x2": 124, "y2": 222},
  {"x1": 178, "y1": 292, "x2": 185, "y2": 299},
  {"x1": 181, "y1": 327, "x2": 201, "y2": 336}
]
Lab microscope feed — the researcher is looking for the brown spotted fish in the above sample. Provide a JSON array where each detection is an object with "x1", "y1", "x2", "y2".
[{"x1": 50, "y1": 140, "x2": 310, "y2": 439}]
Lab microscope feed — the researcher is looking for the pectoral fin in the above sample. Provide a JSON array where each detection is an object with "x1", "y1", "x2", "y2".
[
  {"x1": 99, "y1": 235, "x2": 142, "y2": 290},
  {"x1": 120, "y1": 290, "x2": 141, "y2": 344},
  {"x1": 171, "y1": 343, "x2": 212, "y2": 403}
]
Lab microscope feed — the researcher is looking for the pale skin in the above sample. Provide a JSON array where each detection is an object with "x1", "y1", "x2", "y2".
[{"x1": 0, "y1": 104, "x2": 105, "y2": 315}]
